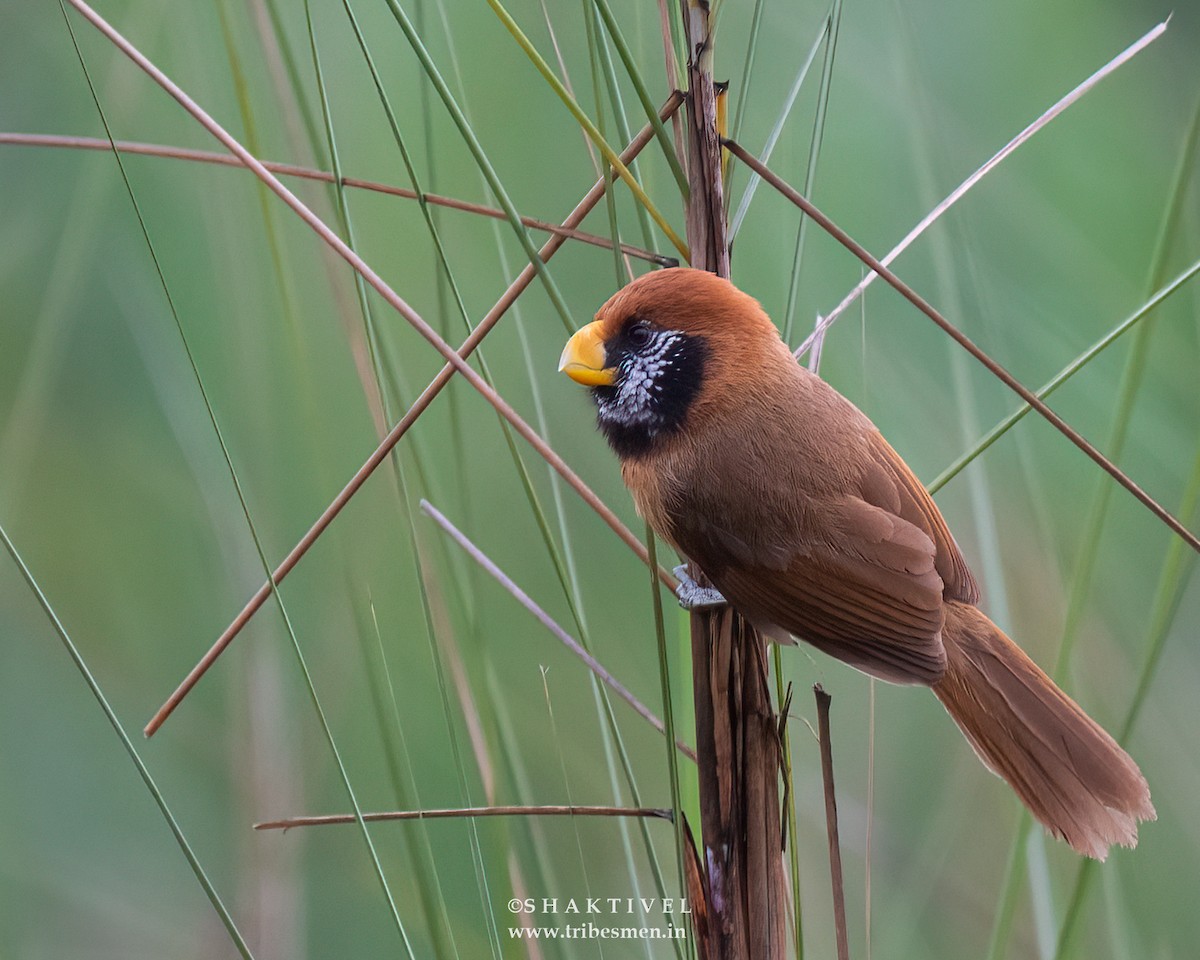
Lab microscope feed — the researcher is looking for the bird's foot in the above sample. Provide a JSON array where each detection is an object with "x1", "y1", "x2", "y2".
[{"x1": 673, "y1": 565, "x2": 728, "y2": 610}]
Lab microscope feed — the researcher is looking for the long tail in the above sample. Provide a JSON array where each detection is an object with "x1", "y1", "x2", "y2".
[{"x1": 934, "y1": 601, "x2": 1155, "y2": 860}]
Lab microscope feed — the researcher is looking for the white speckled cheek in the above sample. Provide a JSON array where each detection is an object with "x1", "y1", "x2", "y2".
[{"x1": 609, "y1": 332, "x2": 679, "y2": 425}]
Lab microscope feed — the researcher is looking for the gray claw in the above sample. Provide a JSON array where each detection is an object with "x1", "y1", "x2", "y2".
[{"x1": 672, "y1": 564, "x2": 728, "y2": 610}]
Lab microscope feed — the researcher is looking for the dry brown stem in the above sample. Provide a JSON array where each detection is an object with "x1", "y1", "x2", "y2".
[
  {"x1": 679, "y1": 6, "x2": 787, "y2": 957},
  {"x1": 0, "y1": 133, "x2": 675, "y2": 266},
  {"x1": 815, "y1": 684, "x2": 850, "y2": 960},
  {"x1": 722, "y1": 136, "x2": 1200, "y2": 557},
  {"x1": 255, "y1": 804, "x2": 672, "y2": 831}
]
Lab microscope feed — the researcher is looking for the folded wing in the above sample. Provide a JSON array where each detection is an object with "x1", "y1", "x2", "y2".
[{"x1": 679, "y1": 494, "x2": 949, "y2": 685}]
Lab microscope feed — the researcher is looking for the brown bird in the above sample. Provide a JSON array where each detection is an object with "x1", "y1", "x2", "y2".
[{"x1": 559, "y1": 267, "x2": 1154, "y2": 860}]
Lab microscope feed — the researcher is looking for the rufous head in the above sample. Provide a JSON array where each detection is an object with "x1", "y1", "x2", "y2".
[{"x1": 559, "y1": 268, "x2": 785, "y2": 457}]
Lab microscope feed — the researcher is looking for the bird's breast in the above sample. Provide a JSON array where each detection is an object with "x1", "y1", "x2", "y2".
[
  {"x1": 620, "y1": 455, "x2": 681, "y2": 550},
  {"x1": 617, "y1": 369, "x2": 881, "y2": 570}
]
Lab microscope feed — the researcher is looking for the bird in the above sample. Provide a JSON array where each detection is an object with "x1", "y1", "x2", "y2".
[{"x1": 558, "y1": 266, "x2": 1154, "y2": 860}]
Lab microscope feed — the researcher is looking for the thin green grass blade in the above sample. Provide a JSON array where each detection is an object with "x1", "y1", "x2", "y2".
[
  {"x1": 3, "y1": 34, "x2": 255, "y2": 921},
  {"x1": 321, "y1": 17, "x2": 516, "y2": 947},
  {"x1": 380, "y1": 0, "x2": 578, "y2": 332},
  {"x1": 304, "y1": 9, "x2": 462, "y2": 955},
  {"x1": 584, "y1": 0, "x2": 628, "y2": 284},
  {"x1": 341, "y1": 0, "x2": 583, "y2": 639},
  {"x1": 252, "y1": 0, "x2": 395, "y2": 452},
  {"x1": 664, "y1": 0, "x2": 687, "y2": 85},
  {"x1": 572, "y1": 74, "x2": 674, "y2": 932},
  {"x1": 203, "y1": 251, "x2": 424, "y2": 957},
  {"x1": 354, "y1": 596, "x2": 462, "y2": 959},
  {"x1": 425, "y1": 490, "x2": 686, "y2": 957},
  {"x1": 673, "y1": 605, "x2": 700, "y2": 901},
  {"x1": 484, "y1": 661, "x2": 568, "y2": 911},
  {"x1": 1118, "y1": 451, "x2": 1200, "y2": 739},
  {"x1": 985, "y1": 93, "x2": 1200, "y2": 960},
  {"x1": 864, "y1": 676, "x2": 874, "y2": 960},
  {"x1": 449, "y1": 10, "x2": 676, "y2": 897},
  {"x1": 411, "y1": 534, "x2": 506, "y2": 960},
  {"x1": 1055, "y1": 443, "x2": 1200, "y2": 960},
  {"x1": 542, "y1": 0, "x2": 603, "y2": 176},
  {"x1": 215, "y1": 0, "x2": 352, "y2": 548},
  {"x1": 400, "y1": 488, "x2": 510, "y2": 958},
  {"x1": 539, "y1": 669, "x2": 606, "y2": 930},
  {"x1": 1052, "y1": 95, "x2": 1200, "y2": 677},
  {"x1": 984, "y1": 815, "x2": 1031, "y2": 960},
  {"x1": 782, "y1": 0, "x2": 842, "y2": 344},
  {"x1": 350, "y1": 0, "x2": 683, "y2": 938},
  {"x1": 590, "y1": 1, "x2": 659, "y2": 269},
  {"x1": 591, "y1": 0, "x2": 690, "y2": 195},
  {"x1": 847, "y1": 21, "x2": 1031, "y2": 937},
  {"x1": 1047, "y1": 115, "x2": 1200, "y2": 960},
  {"x1": 1099, "y1": 863, "x2": 1136, "y2": 960},
  {"x1": 728, "y1": 17, "x2": 828, "y2": 243},
  {"x1": 647, "y1": 526, "x2": 696, "y2": 960},
  {"x1": 339, "y1": 0, "x2": 471, "y2": 328},
  {"x1": 356, "y1": 347, "x2": 521, "y2": 950},
  {"x1": 413, "y1": 0, "x2": 472, "y2": 525},
  {"x1": 345, "y1": 8, "x2": 665, "y2": 935},
  {"x1": 597, "y1": 8, "x2": 662, "y2": 260},
  {"x1": 1026, "y1": 831, "x2": 1057, "y2": 959},
  {"x1": 773, "y1": 645, "x2": 805, "y2": 960},
  {"x1": 78, "y1": 18, "x2": 422, "y2": 953},
  {"x1": 61, "y1": 4, "x2": 417, "y2": 949},
  {"x1": 484, "y1": 0, "x2": 690, "y2": 260},
  {"x1": 730, "y1": 0, "x2": 768, "y2": 148},
  {"x1": 928, "y1": 255, "x2": 1200, "y2": 495},
  {"x1": 500, "y1": 329, "x2": 689, "y2": 955},
  {"x1": 259, "y1": 0, "x2": 329, "y2": 168},
  {"x1": 724, "y1": 0, "x2": 769, "y2": 205},
  {"x1": 0, "y1": 518, "x2": 256, "y2": 960},
  {"x1": 396, "y1": 514, "x2": 511, "y2": 960},
  {"x1": 498, "y1": 425, "x2": 687, "y2": 956},
  {"x1": 214, "y1": 0, "x2": 306, "y2": 354},
  {"x1": 305, "y1": 0, "x2": 389, "y2": 415},
  {"x1": 242, "y1": 0, "x2": 417, "y2": 475},
  {"x1": 591, "y1": 683, "x2": 659, "y2": 960},
  {"x1": 415, "y1": 8, "x2": 686, "y2": 933},
  {"x1": 337, "y1": 0, "x2": 475, "y2": 587},
  {"x1": 882, "y1": 20, "x2": 1037, "y2": 954}
]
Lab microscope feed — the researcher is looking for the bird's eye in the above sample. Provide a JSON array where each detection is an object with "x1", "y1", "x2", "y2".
[{"x1": 627, "y1": 322, "x2": 653, "y2": 349}]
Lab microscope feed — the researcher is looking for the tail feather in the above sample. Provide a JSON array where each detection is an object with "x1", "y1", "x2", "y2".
[{"x1": 934, "y1": 601, "x2": 1155, "y2": 860}]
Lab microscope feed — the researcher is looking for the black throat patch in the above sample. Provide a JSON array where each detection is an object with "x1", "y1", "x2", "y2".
[{"x1": 592, "y1": 330, "x2": 709, "y2": 459}]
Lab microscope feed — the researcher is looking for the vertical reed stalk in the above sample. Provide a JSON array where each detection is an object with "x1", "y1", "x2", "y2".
[{"x1": 680, "y1": 4, "x2": 786, "y2": 956}]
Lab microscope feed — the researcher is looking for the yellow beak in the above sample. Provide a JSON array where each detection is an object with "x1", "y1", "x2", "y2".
[{"x1": 558, "y1": 320, "x2": 616, "y2": 387}]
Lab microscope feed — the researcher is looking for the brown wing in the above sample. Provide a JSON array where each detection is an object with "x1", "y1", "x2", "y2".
[
  {"x1": 641, "y1": 360, "x2": 974, "y2": 686},
  {"x1": 677, "y1": 494, "x2": 948, "y2": 685},
  {"x1": 859, "y1": 430, "x2": 979, "y2": 604}
]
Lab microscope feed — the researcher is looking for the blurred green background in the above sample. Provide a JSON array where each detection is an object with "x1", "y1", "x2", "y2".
[{"x1": 1, "y1": 0, "x2": 1197, "y2": 957}]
